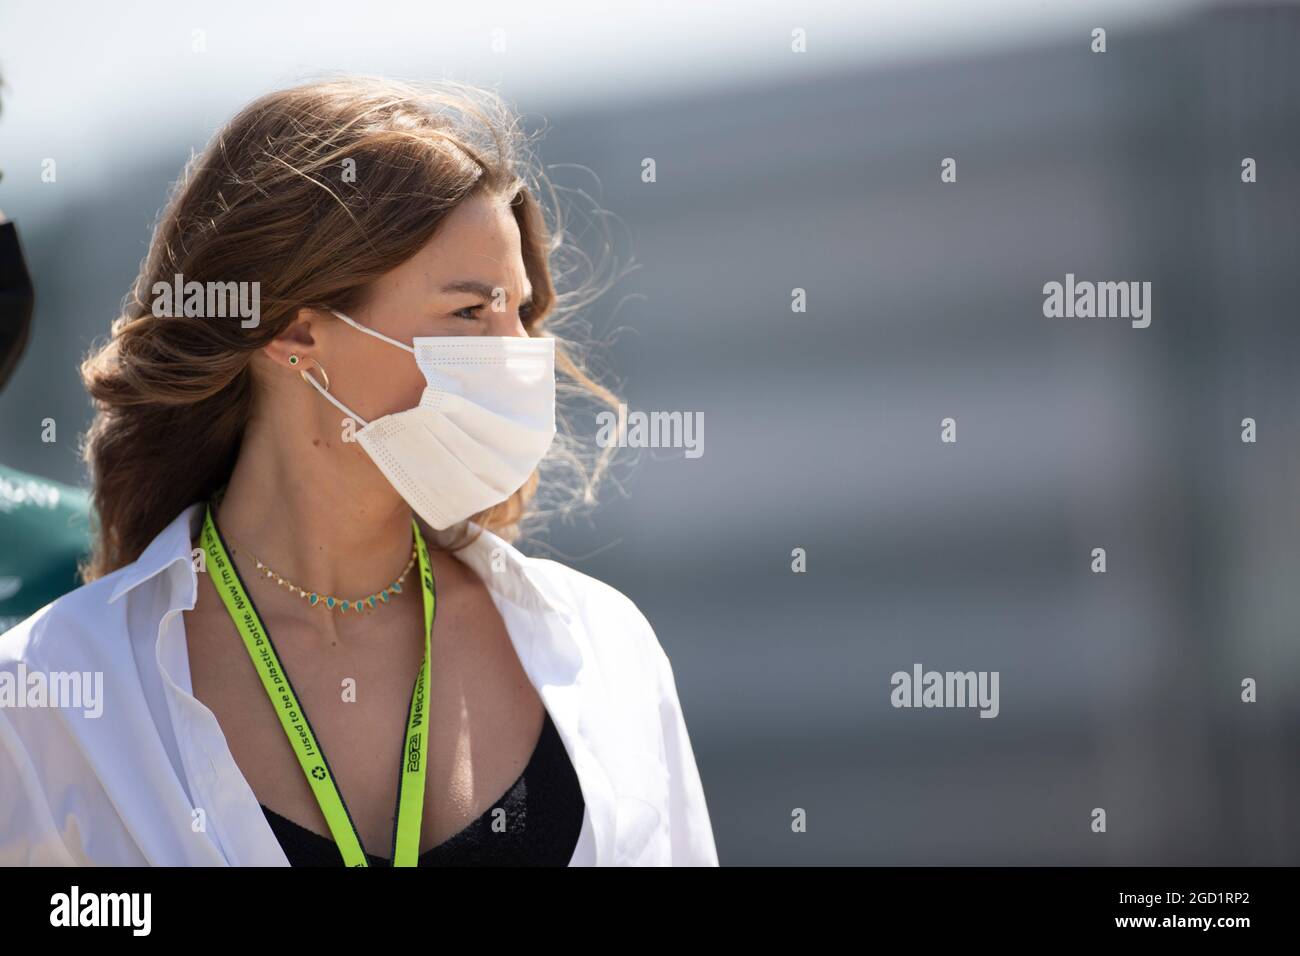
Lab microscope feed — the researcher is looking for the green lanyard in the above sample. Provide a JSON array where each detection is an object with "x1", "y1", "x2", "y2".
[{"x1": 200, "y1": 503, "x2": 436, "y2": 867}]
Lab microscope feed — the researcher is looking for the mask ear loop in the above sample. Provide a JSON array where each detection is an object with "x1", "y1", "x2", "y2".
[
  {"x1": 331, "y1": 309, "x2": 416, "y2": 354},
  {"x1": 300, "y1": 362, "x2": 371, "y2": 428}
]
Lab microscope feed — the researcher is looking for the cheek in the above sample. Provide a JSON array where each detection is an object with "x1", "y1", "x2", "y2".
[{"x1": 376, "y1": 352, "x2": 427, "y2": 416}]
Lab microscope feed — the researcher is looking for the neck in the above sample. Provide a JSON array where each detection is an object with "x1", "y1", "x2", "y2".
[{"x1": 214, "y1": 425, "x2": 416, "y2": 606}]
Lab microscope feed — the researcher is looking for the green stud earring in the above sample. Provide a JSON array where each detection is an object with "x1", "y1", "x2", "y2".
[{"x1": 288, "y1": 354, "x2": 300, "y2": 366}]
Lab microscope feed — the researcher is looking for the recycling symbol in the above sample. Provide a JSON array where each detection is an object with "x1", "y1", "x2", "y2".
[{"x1": 311, "y1": 766, "x2": 327, "y2": 780}]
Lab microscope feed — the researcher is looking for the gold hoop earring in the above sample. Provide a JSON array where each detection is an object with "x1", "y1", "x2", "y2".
[{"x1": 300, "y1": 363, "x2": 330, "y2": 392}]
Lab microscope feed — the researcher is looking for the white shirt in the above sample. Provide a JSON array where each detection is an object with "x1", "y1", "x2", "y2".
[{"x1": 0, "y1": 502, "x2": 719, "y2": 866}]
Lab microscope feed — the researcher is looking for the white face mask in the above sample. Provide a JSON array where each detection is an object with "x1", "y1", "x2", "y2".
[{"x1": 301, "y1": 309, "x2": 557, "y2": 530}]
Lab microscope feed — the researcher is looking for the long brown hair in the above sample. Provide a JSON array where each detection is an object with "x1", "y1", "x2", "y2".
[{"x1": 79, "y1": 76, "x2": 621, "y2": 581}]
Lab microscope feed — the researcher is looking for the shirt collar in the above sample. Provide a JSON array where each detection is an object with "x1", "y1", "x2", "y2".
[
  {"x1": 106, "y1": 502, "x2": 573, "y2": 619},
  {"x1": 107, "y1": 502, "x2": 204, "y2": 605},
  {"x1": 439, "y1": 520, "x2": 574, "y2": 618}
]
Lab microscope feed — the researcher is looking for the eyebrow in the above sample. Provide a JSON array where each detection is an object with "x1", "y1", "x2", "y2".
[{"x1": 439, "y1": 279, "x2": 534, "y2": 305}]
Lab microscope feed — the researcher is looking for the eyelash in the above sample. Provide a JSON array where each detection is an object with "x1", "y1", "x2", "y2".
[{"x1": 454, "y1": 303, "x2": 536, "y2": 322}]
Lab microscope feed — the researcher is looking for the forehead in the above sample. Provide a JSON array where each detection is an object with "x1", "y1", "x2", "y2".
[{"x1": 408, "y1": 192, "x2": 523, "y2": 278}]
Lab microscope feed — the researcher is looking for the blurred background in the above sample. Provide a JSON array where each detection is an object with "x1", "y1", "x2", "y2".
[{"x1": 2, "y1": 0, "x2": 1298, "y2": 864}]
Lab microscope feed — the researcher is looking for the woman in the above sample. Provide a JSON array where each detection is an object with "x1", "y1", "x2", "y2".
[{"x1": 0, "y1": 77, "x2": 718, "y2": 866}]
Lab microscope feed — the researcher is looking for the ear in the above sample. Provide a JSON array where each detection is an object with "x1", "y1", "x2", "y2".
[{"x1": 262, "y1": 308, "x2": 322, "y2": 372}]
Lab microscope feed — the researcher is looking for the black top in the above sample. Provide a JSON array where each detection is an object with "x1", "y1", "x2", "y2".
[
  {"x1": 259, "y1": 708, "x2": 585, "y2": 866},
  {"x1": 0, "y1": 220, "x2": 36, "y2": 389}
]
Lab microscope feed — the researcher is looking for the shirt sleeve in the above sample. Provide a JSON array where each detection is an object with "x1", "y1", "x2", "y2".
[
  {"x1": 654, "y1": 642, "x2": 720, "y2": 866},
  {"x1": 0, "y1": 707, "x2": 79, "y2": 865}
]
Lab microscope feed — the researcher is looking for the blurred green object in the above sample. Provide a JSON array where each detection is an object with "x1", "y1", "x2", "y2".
[{"x1": 0, "y1": 463, "x2": 91, "y2": 632}]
